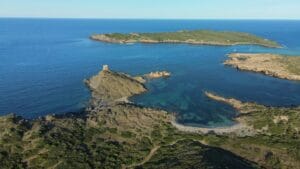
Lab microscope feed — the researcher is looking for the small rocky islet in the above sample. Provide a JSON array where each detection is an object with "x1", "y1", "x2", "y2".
[{"x1": 1, "y1": 64, "x2": 300, "y2": 169}]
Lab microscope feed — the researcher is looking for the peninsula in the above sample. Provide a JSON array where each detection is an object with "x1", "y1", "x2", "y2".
[
  {"x1": 90, "y1": 30, "x2": 280, "y2": 48},
  {"x1": 1, "y1": 67, "x2": 300, "y2": 169},
  {"x1": 225, "y1": 53, "x2": 300, "y2": 81},
  {"x1": 85, "y1": 65, "x2": 147, "y2": 104},
  {"x1": 0, "y1": 66, "x2": 258, "y2": 169},
  {"x1": 201, "y1": 91, "x2": 300, "y2": 169}
]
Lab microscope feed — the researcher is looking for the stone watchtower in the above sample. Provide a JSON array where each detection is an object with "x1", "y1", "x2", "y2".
[{"x1": 103, "y1": 65, "x2": 109, "y2": 71}]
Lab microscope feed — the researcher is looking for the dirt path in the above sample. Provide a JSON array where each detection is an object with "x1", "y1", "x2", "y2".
[{"x1": 125, "y1": 145, "x2": 160, "y2": 168}]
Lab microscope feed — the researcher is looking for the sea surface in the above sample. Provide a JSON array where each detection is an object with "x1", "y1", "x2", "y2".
[{"x1": 1, "y1": 19, "x2": 300, "y2": 127}]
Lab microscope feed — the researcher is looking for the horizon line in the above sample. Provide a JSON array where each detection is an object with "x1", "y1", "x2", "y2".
[{"x1": 1, "y1": 16, "x2": 300, "y2": 21}]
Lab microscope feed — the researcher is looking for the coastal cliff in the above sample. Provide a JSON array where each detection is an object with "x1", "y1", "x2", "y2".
[
  {"x1": 224, "y1": 53, "x2": 300, "y2": 81},
  {"x1": 90, "y1": 30, "x2": 281, "y2": 48}
]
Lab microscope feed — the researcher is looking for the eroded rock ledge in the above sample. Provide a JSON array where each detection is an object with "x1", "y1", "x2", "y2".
[
  {"x1": 225, "y1": 53, "x2": 300, "y2": 81},
  {"x1": 144, "y1": 71, "x2": 171, "y2": 79}
]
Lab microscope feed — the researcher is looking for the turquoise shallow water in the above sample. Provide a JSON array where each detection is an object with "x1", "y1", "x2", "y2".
[{"x1": 1, "y1": 19, "x2": 300, "y2": 127}]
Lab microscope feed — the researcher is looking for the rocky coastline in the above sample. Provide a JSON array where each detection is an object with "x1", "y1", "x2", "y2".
[
  {"x1": 85, "y1": 65, "x2": 147, "y2": 105},
  {"x1": 90, "y1": 30, "x2": 281, "y2": 48},
  {"x1": 78, "y1": 67, "x2": 300, "y2": 168},
  {"x1": 85, "y1": 67, "x2": 257, "y2": 136},
  {"x1": 225, "y1": 53, "x2": 300, "y2": 81},
  {"x1": 1, "y1": 66, "x2": 300, "y2": 168}
]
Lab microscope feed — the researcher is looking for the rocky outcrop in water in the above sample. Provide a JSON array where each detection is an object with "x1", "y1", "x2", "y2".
[{"x1": 144, "y1": 71, "x2": 171, "y2": 79}]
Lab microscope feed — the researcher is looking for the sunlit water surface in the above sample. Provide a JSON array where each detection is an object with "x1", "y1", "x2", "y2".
[{"x1": 1, "y1": 19, "x2": 300, "y2": 127}]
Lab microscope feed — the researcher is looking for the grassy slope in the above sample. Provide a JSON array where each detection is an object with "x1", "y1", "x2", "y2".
[
  {"x1": 2, "y1": 101, "x2": 300, "y2": 169},
  {"x1": 225, "y1": 53, "x2": 300, "y2": 81},
  {"x1": 0, "y1": 107, "x2": 260, "y2": 169},
  {"x1": 139, "y1": 140, "x2": 259, "y2": 169},
  {"x1": 86, "y1": 70, "x2": 147, "y2": 102},
  {"x1": 203, "y1": 94, "x2": 300, "y2": 169},
  {"x1": 93, "y1": 30, "x2": 280, "y2": 48},
  {"x1": 280, "y1": 56, "x2": 300, "y2": 75},
  {"x1": 2, "y1": 69, "x2": 300, "y2": 169}
]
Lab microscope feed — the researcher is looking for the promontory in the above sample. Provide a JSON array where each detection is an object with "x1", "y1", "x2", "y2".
[
  {"x1": 90, "y1": 30, "x2": 280, "y2": 48},
  {"x1": 225, "y1": 53, "x2": 300, "y2": 81},
  {"x1": 1, "y1": 66, "x2": 300, "y2": 169}
]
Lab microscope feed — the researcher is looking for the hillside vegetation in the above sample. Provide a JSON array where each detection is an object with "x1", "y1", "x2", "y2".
[
  {"x1": 90, "y1": 30, "x2": 280, "y2": 48},
  {"x1": 2, "y1": 68, "x2": 300, "y2": 169}
]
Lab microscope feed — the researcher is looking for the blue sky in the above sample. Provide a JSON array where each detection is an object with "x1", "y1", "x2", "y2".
[{"x1": 0, "y1": 0, "x2": 300, "y2": 19}]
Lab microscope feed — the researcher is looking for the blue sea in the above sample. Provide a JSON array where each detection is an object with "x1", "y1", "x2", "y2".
[{"x1": 1, "y1": 19, "x2": 300, "y2": 127}]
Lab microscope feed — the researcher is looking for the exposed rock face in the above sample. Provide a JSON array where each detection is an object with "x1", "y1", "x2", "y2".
[
  {"x1": 224, "y1": 53, "x2": 300, "y2": 81},
  {"x1": 85, "y1": 67, "x2": 147, "y2": 103},
  {"x1": 273, "y1": 115, "x2": 289, "y2": 124},
  {"x1": 133, "y1": 76, "x2": 147, "y2": 83},
  {"x1": 145, "y1": 71, "x2": 171, "y2": 79}
]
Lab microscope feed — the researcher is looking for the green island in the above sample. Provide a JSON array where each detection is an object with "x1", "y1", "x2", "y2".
[
  {"x1": 1, "y1": 65, "x2": 300, "y2": 169},
  {"x1": 225, "y1": 53, "x2": 300, "y2": 81},
  {"x1": 90, "y1": 30, "x2": 281, "y2": 48}
]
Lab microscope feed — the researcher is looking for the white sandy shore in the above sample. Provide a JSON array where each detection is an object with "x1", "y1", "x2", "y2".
[
  {"x1": 171, "y1": 118, "x2": 254, "y2": 136},
  {"x1": 114, "y1": 95, "x2": 256, "y2": 136}
]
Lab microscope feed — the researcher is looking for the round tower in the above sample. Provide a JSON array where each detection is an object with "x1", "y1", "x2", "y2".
[{"x1": 103, "y1": 65, "x2": 109, "y2": 71}]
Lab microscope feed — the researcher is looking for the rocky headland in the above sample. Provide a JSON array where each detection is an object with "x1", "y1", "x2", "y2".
[
  {"x1": 90, "y1": 30, "x2": 281, "y2": 48},
  {"x1": 1, "y1": 66, "x2": 300, "y2": 168},
  {"x1": 85, "y1": 65, "x2": 147, "y2": 105},
  {"x1": 225, "y1": 53, "x2": 300, "y2": 81}
]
